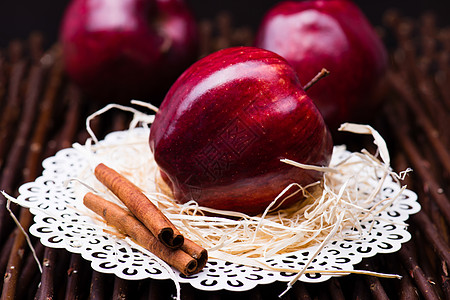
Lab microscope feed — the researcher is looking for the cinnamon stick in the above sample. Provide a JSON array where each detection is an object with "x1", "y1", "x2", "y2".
[
  {"x1": 180, "y1": 238, "x2": 208, "y2": 273},
  {"x1": 94, "y1": 163, "x2": 184, "y2": 249},
  {"x1": 83, "y1": 192, "x2": 206, "y2": 276}
]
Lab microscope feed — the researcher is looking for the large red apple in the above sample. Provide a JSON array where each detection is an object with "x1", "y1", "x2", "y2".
[
  {"x1": 255, "y1": 0, "x2": 388, "y2": 130},
  {"x1": 60, "y1": 0, "x2": 198, "y2": 102},
  {"x1": 149, "y1": 47, "x2": 333, "y2": 215}
]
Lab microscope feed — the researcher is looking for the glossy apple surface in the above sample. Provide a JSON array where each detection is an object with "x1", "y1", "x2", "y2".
[
  {"x1": 255, "y1": 0, "x2": 388, "y2": 130},
  {"x1": 149, "y1": 47, "x2": 333, "y2": 215},
  {"x1": 60, "y1": 0, "x2": 198, "y2": 102}
]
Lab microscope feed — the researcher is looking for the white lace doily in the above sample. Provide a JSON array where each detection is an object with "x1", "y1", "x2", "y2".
[{"x1": 12, "y1": 128, "x2": 420, "y2": 292}]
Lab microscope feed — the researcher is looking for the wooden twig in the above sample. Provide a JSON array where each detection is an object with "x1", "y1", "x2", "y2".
[
  {"x1": 441, "y1": 260, "x2": 450, "y2": 300},
  {"x1": 396, "y1": 153, "x2": 450, "y2": 285},
  {"x1": 0, "y1": 50, "x2": 7, "y2": 107},
  {"x1": 292, "y1": 283, "x2": 312, "y2": 299},
  {"x1": 398, "y1": 264, "x2": 420, "y2": 300},
  {"x1": 326, "y1": 279, "x2": 345, "y2": 300},
  {"x1": 64, "y1": 254, "x2": 84, "y2": 300},
  {"x1": 0, "y1": 63, "x2": 45, "y2": 239},
  {"x1": 112, "y1": 277, "x2": 131, "y2": 300},
  {"x1": 35, "y1": 247, "x2": 57, "y2": 300},
  {"x1": 362, "y1": 260, "x2": 390, "y2": 300},
  {"x1": 387, "y1": 71, "x2": 450, "y2": 176},
  {"x1": 384, "y1": 103, "x2": 450, "y2": 224},
  {"x1": 1, "y1": 47, "x2": 63, "y2": 299},
  {"x1": 352, "y1": 276, "x2": 372, "y2": 299},
  {"x1": 393, "y1": 147, "x2": 446, "y2": 299},
  {"x1": 23, "y1": 46, "x2": 64, "y2": 180},
  {"x1": 435, "y1": 30, "x2": 450, "y2": 111},
  {"x1": 411, "y1": 212, "x2": 450, "y2": 267},
  {"x1": 177, "y1": 282, "x2": 199, "y2": 300},
  {"x1": 0, "y1": 231, "x2": 16, "y2": 280},
  {"x1": 412, "y1": 231, "x2": 439, "y2": 297},
  {"x1": 1, "y1": 208, "x2": 34, "y2": 300},
  {"x1": 398, "y1": 243, "x2": 440, "y2": 300},
  {"x1": 89, "y1": 271, "x2": 108, "y2": 300},
  {"x1": 198, "y1": 20, "x2": 213, "y2": 58},
  {"x1": 0, "y1": 42, "x2": 27, "y2": 242},
  {"x1": 16, "y1": 241, "x2": 45, "y2": 299},
  {"x1": 0, "y1": 41, "x2": 26, "y2": 168},
  {"x1": 147, "y1": 279, "x2": 175, "y2": 300},
  {"x1": 303, "y1": 68, "x2": 330, "y2": 91},
  {"x1": 57, "y1": 84, "x2": 83, "y2": 149},
  {"x1": 28, "y1": 31, "x2": 44, "y2": 64}
]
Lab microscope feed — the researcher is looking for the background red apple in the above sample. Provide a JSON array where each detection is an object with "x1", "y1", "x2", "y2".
[
  {"x1": 254, "y1": 0, "x2": 388, "y2": 130},
  {"x1": 60, "y1": 0, "x2": 198, "y2": 103},
  {"x1": 149, "y1": 46, "x2": 333, "y2": 215}
]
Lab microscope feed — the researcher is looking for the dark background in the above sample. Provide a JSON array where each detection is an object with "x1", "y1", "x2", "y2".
[{"x1": 0, "y1": 0, "x2": 449, "y2": 49}]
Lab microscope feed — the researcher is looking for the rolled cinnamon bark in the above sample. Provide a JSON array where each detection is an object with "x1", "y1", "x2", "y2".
[
  {"x1": 94, "y1": 163, "x2": 184, "y2": 249},
  {"x1": 83, "y1": 192, "x2": 206, "y2": 276}
]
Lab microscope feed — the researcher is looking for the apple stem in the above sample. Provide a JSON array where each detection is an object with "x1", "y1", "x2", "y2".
[{"x1": 303, "y1": 68, "x2": 330, "y2": 91}]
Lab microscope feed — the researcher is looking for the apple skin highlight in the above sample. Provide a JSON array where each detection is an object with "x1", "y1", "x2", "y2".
[
  {"x1": 255, "y1": 0, "x2": 388, "y2": 130},
  {"x1": 150, "y1": 47, "x2": 333, "y2": 215}
]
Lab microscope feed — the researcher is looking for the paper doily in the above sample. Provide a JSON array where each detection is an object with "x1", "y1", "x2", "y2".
[{"x1": 12, "y1": 128, "x2": 420, "y2": 292}]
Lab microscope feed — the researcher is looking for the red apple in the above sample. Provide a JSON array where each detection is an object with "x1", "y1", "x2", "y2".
[
  {"x1": 255, "y1": 0, "x2": 388, "y2": 130},
  {"x1": 149, "y1": 47, "x2": 333, "y2": 215},
  {"x1": 60, "y1": 0, "x2": 198, "y2": 102}
]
